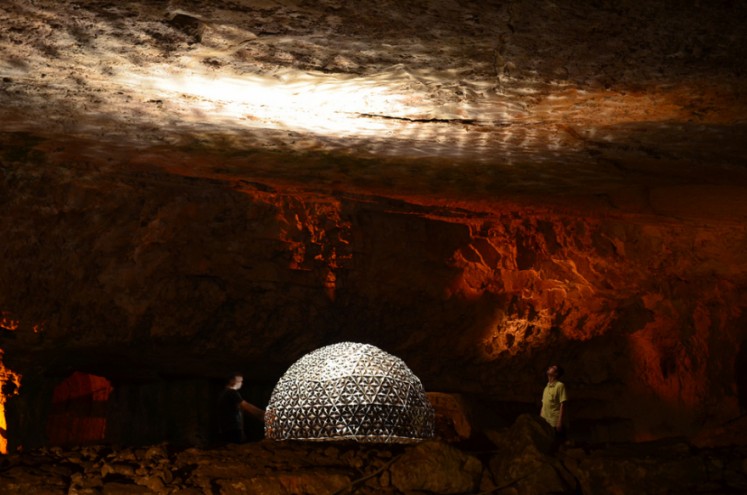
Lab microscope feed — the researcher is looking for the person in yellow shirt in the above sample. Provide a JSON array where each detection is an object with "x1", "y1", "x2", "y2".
[{"x1": 540, "y1": 364, "x2": 567, "y2": 436}]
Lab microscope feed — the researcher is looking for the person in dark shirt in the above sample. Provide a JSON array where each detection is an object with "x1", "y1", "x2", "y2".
[{"x1": 217, "y1": 373, "x2": 265, "y2": 444}]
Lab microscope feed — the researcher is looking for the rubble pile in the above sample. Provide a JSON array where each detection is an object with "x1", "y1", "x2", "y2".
[{"x1": 2, "y1": 415, "x2": 746, "y2": 495}]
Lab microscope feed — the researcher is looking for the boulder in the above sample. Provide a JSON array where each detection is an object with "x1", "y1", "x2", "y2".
[
  {"x1": 486, "y1": 414, "x2": 576, "y2": 495},
  {"x1": 427, "y1": 392, "x2": 473, "y2": 442},
  {"x1": 390, "y1": 440, "x2": 482, "y2": 494}
]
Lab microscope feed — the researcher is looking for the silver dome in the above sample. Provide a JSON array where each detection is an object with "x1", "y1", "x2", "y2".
[{"x1": 265, "y1": 342, "x2": 435, "y2": 443}]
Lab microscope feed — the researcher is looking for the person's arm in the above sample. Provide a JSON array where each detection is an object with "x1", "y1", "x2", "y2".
[
  {"x1": 240, "y1": 400, "x2": 265, "y2": 421},
  {"x1": 556, "y1": 401, "x2": 565, "y2": 431}
]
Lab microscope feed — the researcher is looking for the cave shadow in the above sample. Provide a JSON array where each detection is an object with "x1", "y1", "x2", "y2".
[{"x1": 736, "y1": 338, "x2": 747, "y2": 416}]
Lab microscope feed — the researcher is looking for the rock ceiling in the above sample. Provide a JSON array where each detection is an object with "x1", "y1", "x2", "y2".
[{"x1": 1, "y1": 0, "x2": 746, "y2": 214}]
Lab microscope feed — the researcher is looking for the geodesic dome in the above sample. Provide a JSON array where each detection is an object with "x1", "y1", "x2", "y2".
[{"x1": 265, "y1": 342, "x2": 435, "y2": 443}]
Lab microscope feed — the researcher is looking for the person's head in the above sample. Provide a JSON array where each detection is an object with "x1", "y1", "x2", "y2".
[
  {"x1": 546, "y1": 364, "x2": 564, "y2": 381},
  {"x1": 226, "y1": 373, "x2": 244, "y2": 390}
]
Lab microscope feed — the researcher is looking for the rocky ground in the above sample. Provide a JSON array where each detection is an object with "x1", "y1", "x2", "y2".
[{"x1": 1, "y1": 415, "x2": 747, "y2": 495}]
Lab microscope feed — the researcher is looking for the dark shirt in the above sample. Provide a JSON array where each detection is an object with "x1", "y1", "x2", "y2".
[{"x1": 218, "y1": 388, "x2": 244, "y2": 434}]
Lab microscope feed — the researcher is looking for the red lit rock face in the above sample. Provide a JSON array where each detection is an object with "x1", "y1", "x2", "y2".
[
  {"x1": 46, "y1": 372, "x2": 112, "y2": 446},
  {"x1": 1, "y1": 0, "x2": 747, "y2": 447}
]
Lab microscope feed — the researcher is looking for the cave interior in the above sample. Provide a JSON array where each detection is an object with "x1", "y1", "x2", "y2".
[{"x1": 1, "y1": 0, "x2": 747, "y2": 463}]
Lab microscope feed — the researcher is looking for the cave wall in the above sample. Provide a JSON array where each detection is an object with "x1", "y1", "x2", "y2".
[
  {"x1": 1, "y1": 146, "x2": 746, "y2": 446},
  {"x1": 5, "y1": 374, "x2": 223, "y2": 451}
]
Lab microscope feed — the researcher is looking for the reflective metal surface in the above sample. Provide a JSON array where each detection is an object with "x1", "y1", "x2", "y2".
[{"x1": 265, "y1": 342, "x2": 435, "y2": 443}]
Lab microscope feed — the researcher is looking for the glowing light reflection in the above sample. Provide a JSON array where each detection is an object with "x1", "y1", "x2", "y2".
[
  {"x1": 0, "y1": 350, "x2": 21, "y2": 454},
  {"x1": 119, "y1": 67, "x2": 424, "y2": 137},
  {"x1": 0, "y1": 312, "x2": 20, "y2": 332}
]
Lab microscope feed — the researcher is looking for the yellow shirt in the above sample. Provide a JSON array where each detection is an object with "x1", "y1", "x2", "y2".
[{"x1": 541, "y1": 381, "x2": 567, "y2": 428}]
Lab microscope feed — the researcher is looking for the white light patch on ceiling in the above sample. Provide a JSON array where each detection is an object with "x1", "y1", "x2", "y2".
[{"x1": 119, "y1": 65, "x2": 427, "y2": 138}]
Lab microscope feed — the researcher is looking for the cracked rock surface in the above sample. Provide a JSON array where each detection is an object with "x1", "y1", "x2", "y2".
[{"x1": 1, "y1": 0, "x2": 746, "y2": 201}]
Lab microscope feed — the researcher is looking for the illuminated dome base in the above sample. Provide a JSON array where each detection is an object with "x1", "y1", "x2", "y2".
[{"x1": 265, "y1": 342, "x2": 435, "y2": 443}]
